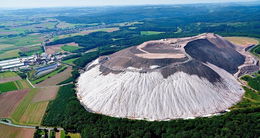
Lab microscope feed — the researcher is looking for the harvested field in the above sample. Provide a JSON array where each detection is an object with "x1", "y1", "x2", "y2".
[
  {"x1": 35, "y1": 66, "x2": 72, "y2": 87},
  {"x1": 0, "y1": 124, "x2": 35, "y2": 138},
  {"x1": 0, "y1": 76, "x2": 21, "y2": 83},
  {"x1": 10, "y1": 88, "x2": 50, "y2": 125},
  {"x1": 14, "y1": 80, "x2": 31, "y2": 89},
  {"x1": 19, "y1": 101, "x2": 49, "y2": 125},
  {"x1": 32, "y1": 86, "x2": 59, "y2": 102},
  {"x1": 45, "y1": 44, "x2": 63, "y2": 54},
  {"x1": 0, "y1": 89, "x2": 29, "y2": 118},
  {"x1": 225, "y1": 37, "x2": 258, "y2": 47},
  {"x1": 0, "y1": 49, "x2": 21, "y2": 60},
  {"x1": 0, "y1": 72, "x2": 18, "y2": 78}
]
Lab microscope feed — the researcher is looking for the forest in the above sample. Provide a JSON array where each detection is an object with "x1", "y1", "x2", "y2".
[
  {"x1": 47, "y1": 5, "x2": 260, "y2": 55},
  {"x1": 42, "y1": 84, "x2": 259, "y2": 138}
]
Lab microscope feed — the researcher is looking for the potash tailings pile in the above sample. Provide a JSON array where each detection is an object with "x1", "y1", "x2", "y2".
[{"x1": 77, "y1": 33, "x2": 258, "y2": 121}]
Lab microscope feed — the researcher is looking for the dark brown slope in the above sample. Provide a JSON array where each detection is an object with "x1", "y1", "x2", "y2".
[{"x1": 184, "y1": 39, "x2": 245, "y2": 74}]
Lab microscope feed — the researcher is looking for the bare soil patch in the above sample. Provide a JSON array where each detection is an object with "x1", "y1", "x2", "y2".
[
  {"x1": 32, "y1": 86, "x2": 59, "y2": 103},
  {"x1": 0, "y1": 76, "x2": 21, "y2": 83},
  {"x1": 225, "y1": 37, "x2": 258, "y2": 47},
  {"x1": 0, "y1": 124, "x2": 35, "y2": 138},
  {"x1": 35, "y1": 66, "x2": 72, "y2": 87},
  {"x1": 0, "y1": 89, "x2": 29, "y2": 118},
  {"x1": 45, "y1": 44, "x2": 64, "y2": 54}
]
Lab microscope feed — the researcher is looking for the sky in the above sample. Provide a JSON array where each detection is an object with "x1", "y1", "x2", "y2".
[{"x1": 0, "y1": 0, "x2": 256, "y2": 8}]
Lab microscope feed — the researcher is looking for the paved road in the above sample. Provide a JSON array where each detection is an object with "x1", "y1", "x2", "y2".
[{"x1": 0, "y1": 119, "x2": 63, "y2": 137}]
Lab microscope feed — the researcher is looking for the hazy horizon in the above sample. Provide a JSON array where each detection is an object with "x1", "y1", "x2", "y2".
[{"x1": 0, "y1": 0, "x2": 257, "y2": 9}]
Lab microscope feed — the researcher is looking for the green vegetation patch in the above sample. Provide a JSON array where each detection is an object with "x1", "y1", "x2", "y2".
[
  {"x1": 0, "y1": 80, "x2": 31, "y2": 93},
  {"x1": 61, "y1": 45, "x2": 81, "y2": 52},
  {"x1": 241, "y1": 74, "x2": 260, "y2": 91},
  {"x1": 62, "y1": 58, "x2": 79, "y2": 65},
  {"x1": 128, "y1": 27, "x2": 137, "y2": 30},
  {"x1": 232, "y1": 86, "x2": 260, "y2": 109},
  {"x1": 141, "y1": 31, "x2": 165, "y2": 35},
  {"x1": 0, "y1": 72, "x2": 18, "y2": 79},
  {"x1": 0, "y1": 82, "x2": 18, "y2": 93},
  {"x1": 0, "y1": 35, "x2": 41, "y2": 47}
]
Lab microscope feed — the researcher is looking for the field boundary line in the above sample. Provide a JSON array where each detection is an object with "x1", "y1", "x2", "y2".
[{"x1": 26, "y1": 77, "x2": 35, "y2": 88}]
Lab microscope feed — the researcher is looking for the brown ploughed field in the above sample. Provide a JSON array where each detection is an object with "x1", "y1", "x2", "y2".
[
  {"x1": 0, "y1": 89, "x2": 29, "y2": 118},
  {"x1": 32, "y1": 86, "x2": 59, "y2": 103},
  {"x1": 0, "y1": 124, "x2": 35, "y2": 138}
]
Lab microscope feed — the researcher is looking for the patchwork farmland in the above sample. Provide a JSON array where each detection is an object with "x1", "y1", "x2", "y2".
[
  {"x1": 0, "y1": 71, "x2": 60, "y2": 126},
  {"x1": 10, "y1": 88, "x2": 55, "y2": 125},
  {"x1": 0, "y1": 89, "x2": 29, "y2": 118},
  {"x1": 0, "y1": 80, "x2": 31, "y2": 94}
]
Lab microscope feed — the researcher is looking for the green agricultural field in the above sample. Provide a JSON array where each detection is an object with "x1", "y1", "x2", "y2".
[
  {"x1": 55, "y1": 27, "x2": 119, "y2": 40},
  {"x1": 19, "y1": 45, "x2": 44, "y2": 56},
  {"x1": 0, "y1": 34, "x2": 42, "y2": 48},
  {"x1": 0, "y1": 34, "x2": 43, "y2": 59},
  {"x1": 0, "y1": 80, "x2": 31, "y2": 93},
  {"x1": 63, "y1": 58, "x2": 79, "y2": 65},
  {"x1": 11, "y1": 88, "x2": 49, "y2": 125},
  {"x1": 140, "y1": 31, "x2": 164, "y2": 35},
  {"x1": 0, "y1": 72, "x2": 18, "y2": 79},
  {"x1": 0, "y1": 49, "x2": 21, "y2": 60},
  {"x1": 128, "y1": 27, "x2": 137, "y2": 30},
  {"x1": 61, "y1": 45, "x2": 81, "y2": 52},
  {"x1": 0, "y1": 82, "x2": 18, "y2": 93}
]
